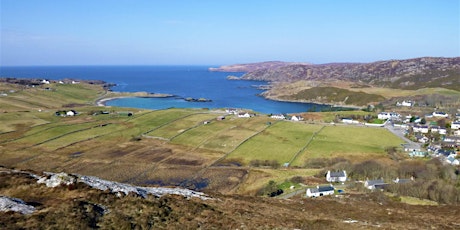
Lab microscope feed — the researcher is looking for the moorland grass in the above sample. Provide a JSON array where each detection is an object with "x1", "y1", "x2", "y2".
[{"x1": 0, "y1": 112, "x2": 50, "y2": 133}]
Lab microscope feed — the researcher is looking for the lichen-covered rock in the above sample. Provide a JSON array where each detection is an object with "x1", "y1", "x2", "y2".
[
  {"x1": 78, "y1": 175, "x2": 211, "y2": 200},
  {"x1": 0, "y1": 196, "x2": 35, "y2": 214},
  {"x1": 37, "y1": 172, "x2": 76, "y2": 187}
]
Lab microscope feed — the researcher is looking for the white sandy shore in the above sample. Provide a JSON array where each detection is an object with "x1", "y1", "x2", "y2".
[{"x1": 95, "y1": 92, "x2": 173, "y2": 107}]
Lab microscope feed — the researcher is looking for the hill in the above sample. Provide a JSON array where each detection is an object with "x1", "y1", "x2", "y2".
[
  {"x1": 2, "y1": 167, "x2": 459, "y2": 229},
  {"x1": 239, "y1": 57, "x2": 460, "y2": 90},
  {"x1": 215, "y1": 57, "x2": 460, "y2": 107}
]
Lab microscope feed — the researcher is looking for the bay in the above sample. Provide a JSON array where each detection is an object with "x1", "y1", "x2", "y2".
[{"x1": 0, "y1": 65, "x2": 333, "y2": 114}]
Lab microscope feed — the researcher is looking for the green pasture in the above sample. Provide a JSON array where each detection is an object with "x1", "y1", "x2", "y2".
[
  {"x1": 172, "y1": 116, "x2": 272, "y2": 153},
  {"x1": 171, "y1": 118, "x2": 237, "y2": 148},
  {"x1": 227, "y1": 121, "x2": 323, "y2": 164},
  {"x1": 146, "y1": 112, "x2": 220, "y2": 139},
  {"x1": 292, "y1": 125, "x2": 405, "y2": 165}
]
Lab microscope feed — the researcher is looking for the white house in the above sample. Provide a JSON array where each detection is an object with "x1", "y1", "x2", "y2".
[
  {"x1": 290, "y1": 115, "x2": 304, "y2": 121},
  {"x1": 377, "y1": 112, "x2": 400, "y2": 120},
  {"x1": 430, "y1": 126, "x2": 447, "y2": 135},
  {"x1": 66, "y1": 110, "x2": 76, "y2": 116},
  {"x1": 306, "y1": 185, "x2": 335, "y2": 198},
  {"x1": 432, "y1": 111, "x2": 448, "y2": 118},
  {"x1": 454, "y1": 130, "x2": 460, "y2": 137},
  {"x1": 41, "y1": 79, "x2": 50, "y2": 84},
  {"x1": 270, "y1": 114, "x2": 286, "y2": 120},
  {"x1": 341, "y1": 118, "x2": 359, "y2": 124},
  {"x1": 238, "y1": 112, "x2": 251, "y2": 118},
  {"x1": 226, "y1": 108, "x2": 239, "y2": 115},
  {"x1": 451, "y1": 122, "x2": 460, "y2": 130},
  {"x1": 413, "y1": 125, "x2": 429, "y2": 134},
  {"x1": 326, "y1": 170, "x2": 347, "y2": 183},
  {"x1": 446, "y1": 154, "x2": 460, "y2": 166},
  {"x1": 396, "y1": 100, "x2": 413, "y2": 107}
]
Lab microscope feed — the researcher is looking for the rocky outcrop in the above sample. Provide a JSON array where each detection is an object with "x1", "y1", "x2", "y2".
[
  {"x1": 0, "y1": 196, "x2": 35, "y2": 214},
  {"x1": 37, "y1": 172, "x2": 211, "y2": 200}
]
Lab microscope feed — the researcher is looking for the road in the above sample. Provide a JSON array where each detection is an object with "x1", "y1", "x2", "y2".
[{"x1": 384, "y1": 121, "x2": 421, "y2": 150}]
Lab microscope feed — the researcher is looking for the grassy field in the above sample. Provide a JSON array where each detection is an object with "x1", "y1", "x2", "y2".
[
  {"x1": 292, "y1": 125, "x2": 405, "y2": 166},
  {"x1": 226, "y1": 122, "x2": 323, "y2": 164}
]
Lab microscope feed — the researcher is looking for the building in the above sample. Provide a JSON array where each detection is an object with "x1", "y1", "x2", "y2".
[
  {"x1": 364, "y1": 179, "x2": 388, "y2": 190},
  {"x1": 306, "y1": 185, "x2": 335, "y2": 198},
  {"x1": 451, "y1": 122, "x2": 460, "y2": 130},
  {"x1": 396, "y1": 100, "x2": 413, "y2": 107},
  {"x1": 238, "y1": 112, "x2": 251, "y2": 118},
  {"x1": 377, "y1": 112, "x2": 400, "y2": 120},
  {"x1": 413, "y1": 125, "x2": 429, "y2": 134},
  {"x1": 290, "y1": 115, "x2": 304, "y2": 121},
  {"x1": 270, "y1": 114, "x2": 286, "y2": 120},
  {"x1": 326, "y1": 170, "x2": 347, "y2": 183},
  {"x1": 432, "y1": 111, "x2": 448, "y2": 118}
]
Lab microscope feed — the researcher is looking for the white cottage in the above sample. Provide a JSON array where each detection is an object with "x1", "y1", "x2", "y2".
[
  {"x1": 326, "y1": 170, "x2": 347, "y2": 183},
  {"x1": 306, "y1": 185, "x2": 335, "y2": 198}
]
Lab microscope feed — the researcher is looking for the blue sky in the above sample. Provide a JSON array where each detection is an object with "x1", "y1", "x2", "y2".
[{"x1": 1, "y1": 0, "x2": 459, "y2": 66}]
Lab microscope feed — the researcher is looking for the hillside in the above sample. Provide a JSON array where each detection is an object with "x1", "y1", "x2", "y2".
[
  {"x1": 213, "y1": 57, "x2": 460, "y2": 107},
  {"x1": 2, "y1": 167, "x2": 459, "y2": 229},
  {"x1": 238, "y1": 57, "x2": 460, "y2": 90},
  {"x1": 1, "y1": 78, "x2": 460, "y2": 228}
]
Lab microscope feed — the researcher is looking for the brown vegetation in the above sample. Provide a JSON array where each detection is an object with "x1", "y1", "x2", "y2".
[{"x1": 1, "y1": 167, "x2": 460, "y2": 229}]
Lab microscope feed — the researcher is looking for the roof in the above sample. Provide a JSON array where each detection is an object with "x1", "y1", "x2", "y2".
[
  {"x1": 329, "y1": 171, "x2": 346, "y2": 177},
  {"x1": 310, "y1": 185, "x2": 334, "y2": 193},
  {"x1": 366, "y1": 179, "x2": 385, "y2": 186}
]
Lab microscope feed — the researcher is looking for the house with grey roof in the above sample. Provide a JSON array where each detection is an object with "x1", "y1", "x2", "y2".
[
  {"x1": 364, "y1": 179, "x2": 388, "y2": 190},
  {"x1": 306, "y1": 185, "x2": 335, "y2": 198},
  {"x1": 326, "y1": 170, "x2": 347, "y2": 183}
]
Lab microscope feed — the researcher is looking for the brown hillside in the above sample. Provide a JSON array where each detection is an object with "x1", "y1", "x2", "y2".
[{"x1": 240, "y1": 57, "x2": 460, "y2": 90}]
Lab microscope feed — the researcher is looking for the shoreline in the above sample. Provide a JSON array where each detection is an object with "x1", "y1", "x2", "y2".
[
  {"x1": 95, "y1": 91, "x2": 173, "y2": 107},
  {"x1": 261, "y1": 94, "x2": 364, "y2": 110}
]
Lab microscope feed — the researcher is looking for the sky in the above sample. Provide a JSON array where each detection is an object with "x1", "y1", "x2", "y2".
[{"x1": 1, "y1": 0, "x2": 459, "y2": 66}]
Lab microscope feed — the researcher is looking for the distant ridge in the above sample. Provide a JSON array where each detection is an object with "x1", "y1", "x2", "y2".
[
  {"x1": 209, "y1": 61, "x2": 311, "y2": 72},
  {"x1": 229, "y1": 57, "x2": 460, "y2": 90}
]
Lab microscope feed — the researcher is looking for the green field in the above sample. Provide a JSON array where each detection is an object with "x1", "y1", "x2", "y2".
[
  {"x1": 227, "y1": 122, "x2": 323, "y2": 164},
  {"x1": 292, "y1": 125, "x2": 405, "y2": 166}
]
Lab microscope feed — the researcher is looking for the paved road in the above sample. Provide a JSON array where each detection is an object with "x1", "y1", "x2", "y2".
[
  {"x1": 384, "y1": 122, "x2": 421, "y2": 150},
  {"x1": 277, "y1": 188, "x2": 306, "y2": 199}
]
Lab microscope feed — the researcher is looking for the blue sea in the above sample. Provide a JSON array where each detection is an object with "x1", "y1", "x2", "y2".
[{"x1": 0, "y1": 66, "x2": 335, "y2": 114}]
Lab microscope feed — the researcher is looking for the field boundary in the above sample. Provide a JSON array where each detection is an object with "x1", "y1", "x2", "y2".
[{"x1": 287, "y1": 125, "x2": 325, "y2": 166}]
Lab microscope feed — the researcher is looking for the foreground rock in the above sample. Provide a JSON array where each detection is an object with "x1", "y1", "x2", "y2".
[
  {"x1": 0, "y1": 196, "x2": 35, "y2": 214},
  {"x1": 37, "y1": 172, "x2": 211, "y2": 200}
]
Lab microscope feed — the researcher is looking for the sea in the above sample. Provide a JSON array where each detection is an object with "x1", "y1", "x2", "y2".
[{"x1": 0, "y1": 65, "x2": 337, "y2": 114}]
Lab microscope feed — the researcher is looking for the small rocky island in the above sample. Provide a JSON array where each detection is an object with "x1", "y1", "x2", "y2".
[{"x1": 184, "y1": 97, "x2": 212, "y2": 102}]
